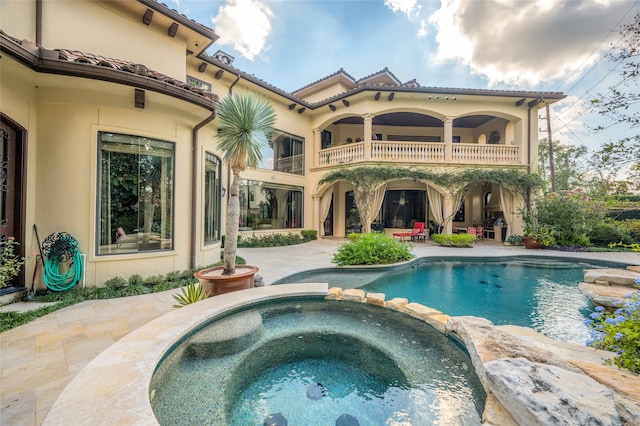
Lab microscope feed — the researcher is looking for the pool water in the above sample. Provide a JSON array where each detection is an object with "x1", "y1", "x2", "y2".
[
  {"x1": 361, "y1": 259, "x2": 596, "y2": 344},
  {"x1": 277, "y1": 257, "x2": 609, "y2": 345},
  {"x1": 151, "y1": 299, "x2": 486, "y2": 425}
]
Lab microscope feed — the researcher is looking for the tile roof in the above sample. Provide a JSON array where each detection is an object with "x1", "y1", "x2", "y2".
[{"x1": 55, "y1": 49, "x2": 215, "y2": 101}]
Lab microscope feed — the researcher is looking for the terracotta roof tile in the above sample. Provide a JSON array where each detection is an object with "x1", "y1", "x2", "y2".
[{"x1": 56, "y1": 49, "x2": 215, "y2": 101}]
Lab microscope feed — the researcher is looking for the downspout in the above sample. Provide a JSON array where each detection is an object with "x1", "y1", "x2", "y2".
[
  {"x1": 191, "y1": 109, "x2": 217, "y2": 270},
  {"x1": 36, "y1": 0, "x2": 42, "y2": 46}
]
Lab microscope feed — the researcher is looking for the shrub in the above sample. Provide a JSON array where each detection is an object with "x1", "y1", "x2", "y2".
[
  {"x1": 589, "y1": 220, "x2": 634, "y2": 246},
  {"x1": 238, "y1": 232, "x2": 304, "y2": 248},
  {"x1": 432, "y1": 233, "x2": 477, "y2": 247},
  {"x1": 505, "y1": 234, "x2": 523, "y2": 245},
  {"x1": 104, "y1": 276, "x2": 127, "y2": 290},
  {"x1": 535, "y1": 192, "x2": 602, "y2": 246},
  {"x1": 332, "y1": 232, "x2": 413, "y2": 266},
  {"x1": 621, "y1": 219, "x2": 640, "y2": 242},
  {"x1": 0, "y1": 238, "x2": 26, "y2": 288},
  {"x1": 128, "y1": 274, "x2": 144, "y2": 286},
  {"x1": 586, "y1": 281, "x2": 640, "y2": 374},
  {"x1": 301, "y1": 229, "x2": 318, "y2": 241}
]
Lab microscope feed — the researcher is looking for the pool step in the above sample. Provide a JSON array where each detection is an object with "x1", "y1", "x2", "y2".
[
  {"x1": 187, "y1": 311, "x2": 264, "y2": 358},
  {"x1": 583, "y1": 268, "x2": 639, "y2": 287},
  {"x1": 578, "y1": 282, "x2": 633, "y2": 308}
]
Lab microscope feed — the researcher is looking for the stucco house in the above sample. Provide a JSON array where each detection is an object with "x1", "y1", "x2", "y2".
[{"x1": 1, "y1": 0, "x2": 565, "y2": 287}]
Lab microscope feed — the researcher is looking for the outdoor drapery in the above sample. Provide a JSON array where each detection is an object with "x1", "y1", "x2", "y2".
[
  {"x1": 499, "y1": 187, "x2": 522, "y2": 236},
  {"x1": 353, "y1": 183, "x2": 387, "y2": 233},
  {"x1": 319, "y1": 191, "x2": 333, "y2": 237},
  {"x1": 445, "y1": 190, "x2": 465, "y2": 232},
  {"x1": 427, "y1": 186, "x2": 444, "y2": 230}
]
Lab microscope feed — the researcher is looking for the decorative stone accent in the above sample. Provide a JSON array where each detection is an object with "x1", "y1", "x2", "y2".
[
  {"x1": 579, "y1": 282, "x2": 630, "y2": 308},
  {"x1": 342, "y1": 288, "x2": 366, "y2": 302},
  {"x1": 485, "y1": 358, "x2": 620, "y2": 426},
  {"x1": 385, "y1": 297, "x2": 408, "y2": 311},
  {"x1": 365, "y1": 292, "x2": 385, "y2": 306},
  {"x1": 627, "y1": 265, "x2": 640, "y2": 273},
  {"x1": 424, "y1": 313, "x2": 450, "y2": 333},
  {"x1": 482, "y1": 393, "x2": 519, "y2": 426},
  {"x1": 584, "y1": 268, "x2": 639, "y2": 287},
  {"x1": 595, "y1": 279, "x2": 611, "y2": 286},
  {"x1": 326, "y1": 287, "x2": 343, "y2": 299},
  {"x1": 402, "y1": 302, "x2": 442, "y2": 321},
  {"x1": 446, "y1": 316, "x2": 640, "y2": 425}
]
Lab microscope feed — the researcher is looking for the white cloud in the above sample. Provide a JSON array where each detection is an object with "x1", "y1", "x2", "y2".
[
  {"x1": 417, "y1": 20, "x2": 427, "y2": 38},
  {"x1": 428, "y1": 0, "x2": 632, "y2": 86},
  {"x1": 385, "y1": 0, "x2": 420, "y2": 17},
  {"x1": 212, "y1": 0, "x2": 273, "y2": 61}
]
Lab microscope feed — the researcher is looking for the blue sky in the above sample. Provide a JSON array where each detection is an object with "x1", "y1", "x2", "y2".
[{"x1": 175, "y1": 0, "x2": 639, "y2": 154}]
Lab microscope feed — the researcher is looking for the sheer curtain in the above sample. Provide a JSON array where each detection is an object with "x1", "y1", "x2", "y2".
[
  {"x1": 319, "y1": 191, "x2": 333, "y2": 237},
  {"x1": 369, "y1": 184, "x2": 387, "y2": 232},
  {"x1": 427, "y1": 186, "x2": 443, "y2": 231},
  {"x1": 499, "y1": 187, "x2": 521, "y2": 236}
]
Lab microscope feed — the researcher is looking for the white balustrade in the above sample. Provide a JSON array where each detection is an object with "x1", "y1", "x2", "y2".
[
  {"x1": 317, "y1": 142, "x2": 520, "y2": 167},
  {"x1": 318, "y1": 143, "x2": 365, "y2": 166}
]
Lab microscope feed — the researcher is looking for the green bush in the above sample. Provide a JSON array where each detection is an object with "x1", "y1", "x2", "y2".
[
  {"x1": 535, "y1": 192, "x2": 603, "y2": 247},
  {"x1": 173, "y1": 281, "x2": 209, "y2": 307},
  {"x1": 621, "y1": 219, "x2": 640, "y2": 242},
  {"x1": 128, "y1": 274, "x2": 144, "y2": 286},
  {"x1": 237, "y1": 232, "x2": 305, "y2": 248},
  {"x1": 589, "y1": 220, "x2": 634, "y2": 246},
  {"x1": 332, "y1": 232, "x2": 414, "y2": 266},
  {"x1": 104, "y1": 277, "x2": 127, "y2": 290},
  {"x1": 432, "y1": 233, "x2": 477, "y2": 247},
  {"x1": 301, "y1": 229, "x2": 318, "y2": 241}
]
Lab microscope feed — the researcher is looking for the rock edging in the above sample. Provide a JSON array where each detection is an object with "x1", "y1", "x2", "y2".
[{"x1": 326, "y1": 287, "x2": 640, "y2": 425}]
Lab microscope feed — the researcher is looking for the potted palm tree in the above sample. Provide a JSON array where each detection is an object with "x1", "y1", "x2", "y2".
[{"x1": 194, "y1": 91, "x2": 276, "y2": 296}]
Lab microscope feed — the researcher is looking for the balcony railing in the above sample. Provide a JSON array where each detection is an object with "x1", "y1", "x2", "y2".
[{"x1": 318, "y1": 141, "x2": 520, "y2": 167}]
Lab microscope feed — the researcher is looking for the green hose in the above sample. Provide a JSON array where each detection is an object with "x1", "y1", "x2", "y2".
[
  {"x1": 43, "y1": 250, "x2": 83, "y2": 291},
  {"x1": 41, "y1": 232, "x2": 83, "y2": 291}
]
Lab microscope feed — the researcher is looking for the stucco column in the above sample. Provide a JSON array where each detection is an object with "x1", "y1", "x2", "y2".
[
  {"x1": 313, "y1": 128, "x2": 321, "y2": 167},
  {"x1": 443, "y1": 116, "x2": 454, "y2": 161},
  {"x1": 443, "y1": 194, "x2": 453, "y2": 234},
  {"x1": 363, "y1": 113, "x2": 373, "y2": 160},
  {"x1": 313, "y1": 195, "x2": 321, "y2": 236}
]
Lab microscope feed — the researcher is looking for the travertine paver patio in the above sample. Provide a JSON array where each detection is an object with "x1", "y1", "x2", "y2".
[{"x1": 1, "y1": 238, "x2": 638, "y2": 425}]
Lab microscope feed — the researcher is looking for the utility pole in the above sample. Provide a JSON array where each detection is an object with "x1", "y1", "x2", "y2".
[{"x1": 543, "y1": 104, "x2": 556, "y2": 192}]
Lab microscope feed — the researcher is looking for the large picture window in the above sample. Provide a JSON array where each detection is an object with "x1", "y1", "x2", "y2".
[
  {"x1": 239, "y1": 180, "x2": 303, "y2": 230},
  {"x1": 97, "y1": 132, "x2": 174, "y2": 255},
  {"x1": 257, "y1": 129, "x2": 305, "y2": 175},
  {"x1": 204, "y1": 152, "x2": 221, "y2": 245}
]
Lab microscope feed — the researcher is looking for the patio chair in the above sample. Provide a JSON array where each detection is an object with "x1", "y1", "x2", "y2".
[
  {"x1": 393, "y1": 222, "x2": 425, "y2": 241},
  {"x1": 476, "y1": 226, "x2": 484, "y2": 241}
]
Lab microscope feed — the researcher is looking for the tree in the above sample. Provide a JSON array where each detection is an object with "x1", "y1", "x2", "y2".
[
  {"x1": 216, "y1": 92, "x2": 276, "y2": 275},
  {"x1": 591, "y1": 12, "x2": 640, "y2": 192},
  {"x1": 538, "y1": 139, "x2": 589, "y2": 193},
  {"x1": 592, "y1": 12, "x2": 640, "y2": 128}
]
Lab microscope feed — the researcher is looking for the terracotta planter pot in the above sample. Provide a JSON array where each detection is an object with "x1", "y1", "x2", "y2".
[
  {"x1": 522, "y1": 237, "x2": 542, "y2": 249},
  {"x1": 194, "y1": 265, "x2": 258, "y2": 297}
]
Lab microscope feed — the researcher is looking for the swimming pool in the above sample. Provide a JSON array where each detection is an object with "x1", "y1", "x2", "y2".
[
  {"x1": 275, "y1": 257, "x2": 624, "y2": 344},
  {"x1": 150, "y1": 298, "x2": 486, "y2": 425}
]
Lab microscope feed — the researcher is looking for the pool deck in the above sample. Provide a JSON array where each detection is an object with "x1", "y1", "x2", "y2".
[{"x1": 1, "y1": 238, "x2": 638, "y2": 425}]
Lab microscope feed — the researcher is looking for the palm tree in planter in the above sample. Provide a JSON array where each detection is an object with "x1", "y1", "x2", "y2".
[{"x1": 194, "y1": 91, "x2": 276, "y2": 296}]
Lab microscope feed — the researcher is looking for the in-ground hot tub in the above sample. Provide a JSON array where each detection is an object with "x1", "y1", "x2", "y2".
[{"x1": 150, "y1": 298, "x2": 486, "y2": 425}]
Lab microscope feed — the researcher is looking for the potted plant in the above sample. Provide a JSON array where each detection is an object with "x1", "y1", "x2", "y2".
[
  {"x1": 521, "y1": 208, "x2": 555, "y2": 249},
  {"x1": 194, "y1": 91, "x2": 276, "y2": 296}
]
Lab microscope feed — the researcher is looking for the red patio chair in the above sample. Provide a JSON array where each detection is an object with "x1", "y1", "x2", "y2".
[
  {"x1": 393, "y1": 222, "x2": 425, "y2": 241},
  {"x1": 476, "y1": 226, "x2": 484, "y2": 241}
]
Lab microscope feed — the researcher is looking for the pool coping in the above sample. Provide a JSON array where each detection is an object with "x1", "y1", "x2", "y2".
[{"x1": 42, "y1": 283, "x2": 329, "y2": 426}]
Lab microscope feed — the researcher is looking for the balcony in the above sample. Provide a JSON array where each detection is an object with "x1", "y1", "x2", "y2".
[{"x1": 318, "y1": 141, "x2": 520, "y2": 167}]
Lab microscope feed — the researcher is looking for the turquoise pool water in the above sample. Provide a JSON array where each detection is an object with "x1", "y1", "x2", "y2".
[
  {"x1": 151, "y1": 299, "x2": 486, "y2": 425},
  {"x1": 276, "y1": 257, "x2": 618, "y2": 344}
]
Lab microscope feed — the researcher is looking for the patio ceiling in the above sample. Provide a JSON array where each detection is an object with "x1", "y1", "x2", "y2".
[{"x1": 334, "y1": 112, "x2": 495, "y2": 128}]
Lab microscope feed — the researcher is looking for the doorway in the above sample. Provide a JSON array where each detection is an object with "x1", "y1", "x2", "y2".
[
  {"x1": 1, "y1": 115, "x2": 26, "y2": 288},
  {"x1": 323, "y1": 198, "x2": 333, "y2": 236}
]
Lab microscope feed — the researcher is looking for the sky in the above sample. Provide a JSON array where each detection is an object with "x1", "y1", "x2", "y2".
[{"x1": 173, "y1": 0, "x2": 639, "y2": 155}]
